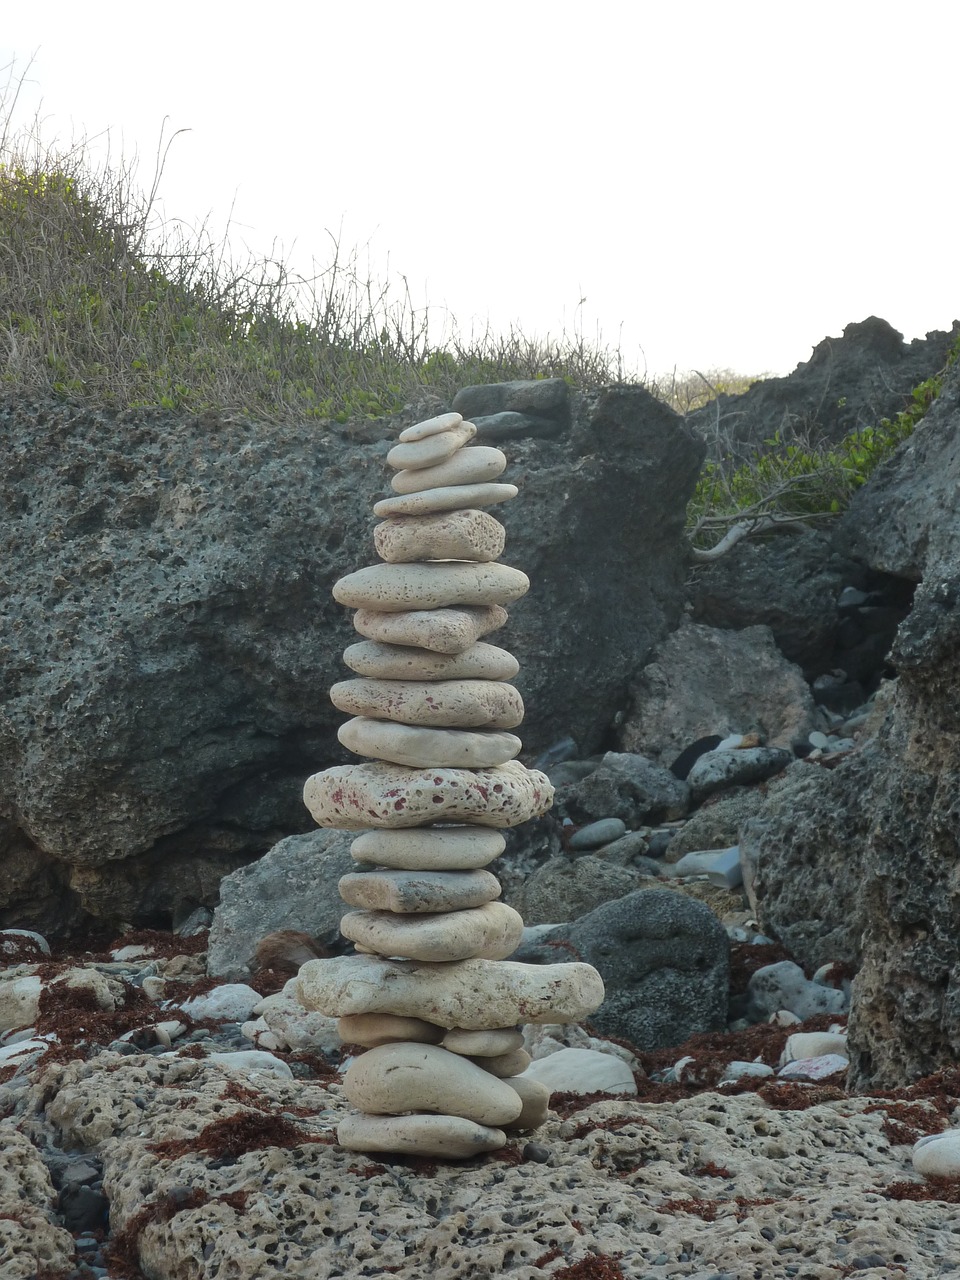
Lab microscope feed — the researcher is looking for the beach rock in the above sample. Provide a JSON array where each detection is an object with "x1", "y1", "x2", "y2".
[
  {"x1": 338, "y1": 718, "x2": 522, "y2": 769},
  {"x1": 337, "y1": 1112, "x2": 506, "y2": 1158},
  {"x1": 179, "y1": 984, "x2": 262, "y2": 1023},
  {"x1": 519, "y1": 1047, "x2": 637, "y2": 1096},
  {"x1": 567, "y1": 818, "x2": 627, "y2": 850},
  {"x1": 350, "y1": 827, "x2": 505, "y2": 870},
  {"x1": 469, "y1": 1048, "x2": 531, "y2": 1078},
  {"x1": 333, "y1": 561, "x2": 529, "y2": 613},
  {"x1": 666, "y1": 786, "x2": 769, "y2": 858},
  {"x1": 500, "y1": 1075, "x2": 551, "y2": 1129},
  {"x1": 373, "y1": 509, "x2": 506, "y2": 563},
  {"x1": 339, "y1": 902, "x2": 524, "y2": 962},
  {"x1": 386, "y1": 420, "x2": 475, "y2": 470},
  {"x1": 561, "y1": 752, "x2": 690, "y2": 826},
  {"x1": 441, "y1": 1027, "x2": 525, "y2": 1057},
  {"x1": 390, "y1": 446, "x2": 507, "y2": 494},
  {"x1": 373, "y1": 482, "x2": 518, "y2": 518},
  {"x1": 397, "y1": 411, "x2": 463, "y2": 442},
  {"x1": 746, "y1": 961, "x2": 849, "y2": 1022},
  {"x1": 686, "y1": 746, "x2": 793, "y2": 801},
  {"x1": 508, "y1": 855, "x2": 649, "y2": 926},
  {"x1": 452, "y1": 379, "x2": 571, "y2": 427},
  {"x1": 780, "y1": 1031, "x2": 848, "y2": 1066},
  {"x1": 352, "y1": 604, "x2": 508, "y2": 654},
  {"x1": 342, "y1": 640, "x2": 519, "y2": 682},
  {"x1": 339, "y1": 869, "x2": 502, "y2": 914},
  {"x1": 912, "y1": 1131, "x2": 960, "y2": 1178},
  {"x1": 337, "y1": 1013, "x2": 444, "y2": 1047},
  {"x1": 330, "y1": 678, "x2": 524, "y2": 729}
]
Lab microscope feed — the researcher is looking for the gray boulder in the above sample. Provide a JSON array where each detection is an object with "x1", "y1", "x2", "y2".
[
  {"x1": 746, "y1": 961, "x2": 848, "y2": 1022},
  {"x1": 521, "y1": 889, "x2": 729, "y2": 1051},
  {"x1": 665, "y1": 786, "x2": 770, "y2": 859},
  {"x1": 506, "y1": 856, "x2": 650, "y2": 926},
  {"x1": 559, "y1": 752, "x2": 689, "y2": 827},
  {"x1": 686, "y1": 746, "x2": 793, "y2": 803},
  {"x1": 452, "y1": 378, "x2": 571, "y2": 427}
]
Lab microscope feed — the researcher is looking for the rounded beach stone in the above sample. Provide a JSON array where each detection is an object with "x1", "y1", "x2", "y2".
[
  {"x1": 386, "y1": 420, "x2": 476, "y2": 471},
  {"x1": 343, "y1": 640, "x2": 519, "y2": 682},
  {"x1": 339, "y1": 901, "x2": 524, "y2": 963},
  {"x1": 471, "y1": 1048, "x2": 532, "y2": 1078},
  {"x1": 338, "y1": 868, "x2": 501, "y2": 913},
  {"x1": 353, "y1": 605, "x2": 508, "y2": 654},
  {"x1": 391, "y1": 446, "x2": 507, "y2": 495},
  {"x1": 336, "y1": 1013, "x2": 444, "y2": 1048},
  {"x1": 295, "y1": 954, "x2": 606, "y2": 1028},
  {"x1": 351, "y1": 827, "x2": 505, "y2": 870},
  {"x1": 337, "y1": 1112, "x2": 506, "y2": 1158},
  {"x1": 373, "y1": 483, "x2": 518, "y2": 518},
  {"x1": 398, "y1": 411, "x2": 463, "y2": 443},
  {"x1": 333, "y1": 562, "x2": 529, "y2": 612},
  {"x1": 343, "y1": 1042, "x2": 524, "y2": 1126},
  {"x1": 338, "y1": 718, "x2": 522, "y2": 769},
  {"x1": 374, "y1": 509, "x2": 506, "y2": 564},
  {"x1": 442, "y1": 1027, "x2": 525, "y2": 1057},
  {"x1": 303, "y1": 759, "x2": 554, "y2": 830},
  {"x1": 913, "y1": 1130, "x2": 960, "y2": 1178},
  {"x1": 502, "y1": 1075, "x2": 551, "y2": 1130},
  {"x1": 330, "y1": 678, "x2": 524, "y2": 729},
  {"x1": 519, "y1": 1046, "x2": 637, "y2": 1096}
]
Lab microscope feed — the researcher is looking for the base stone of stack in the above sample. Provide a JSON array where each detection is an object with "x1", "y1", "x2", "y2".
[{"x1": 336, "y1": 1112, "x2": 507, "y2": 1158}]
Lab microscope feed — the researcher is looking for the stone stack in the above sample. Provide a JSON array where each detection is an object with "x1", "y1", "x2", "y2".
[{"x1": 296, "y1": 411, "x2": 604, "y2": 1159}]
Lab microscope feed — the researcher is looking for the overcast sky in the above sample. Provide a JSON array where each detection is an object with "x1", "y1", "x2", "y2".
[{"x1": 3, "y1": 1, "x2": 958, "y2": 380}]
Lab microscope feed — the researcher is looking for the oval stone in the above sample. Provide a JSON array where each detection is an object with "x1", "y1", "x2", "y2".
[
  {"x1": 337, "y1": 1112, "x2": 506, "y2": 1158},
  {"x1": 386, "y1": 421, "x2": 476, "y2": 470},
  {"x1": 471, "y1": 1048, "x2": 532, "y2": 1078},
  {"x1": 442, "y1": 1027, "x2": 525, "y2": 1057},
  {"x1": 342, "y1": 641, "x2": 519, "y2": 682},
  {"x1": 339, "y1": 902, "x2": 524, "y2": 962},
  {"x1": 339, "y1": 869, "x2": 501, "y2": 913},
  {"x1": 398, "y1": 412, "x2": 463, "y2": 443},
  {"x1": 502, "y1": 1075, "x2": 551, "y2": 1131},
  {"x1": 336, "y1": 1013, "x2": 444, "y2": 1048},
  {"x1": 338, "y1": 719, "x2": 522, "y2": 769},
  {"x1": 391, "y1": 446, "x2": 507, "y2": 494},
  {"x1": 373, "y1": 483, "x2": 518, "y2": 518},
  {"x1": 353, "y1": 605, "x2": 508, "y2": 654},
  {"x1": 343, "y1": 1042, "x2": 523, "y2": 1126},
  {"x1": 330, "y1": 679, "x2": 524, "y2": 729},
  {"x1": 351, "y1": 827, "x2": 505, "y2": 870},
  {"x1": 374, "y1": 509, "x2": 506, "y2": 564},
  {"x1": 333, "y1": 562, "x2": 529, "y2": 612}
]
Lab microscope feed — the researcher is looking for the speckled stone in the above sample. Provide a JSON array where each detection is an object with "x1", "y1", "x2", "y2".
[
  {"x1": 391, "y1": 447, "x2": 507, "y2": 494},
  {"x1": 374, "y1": 509, "x2": 506, "y2": 564},
  {"x1": 338, "y1": 869, "x2": 501, "y2": 914},
  {"x1": 338, "y1": 718, "x2": 522, "y2": 769},
  {"x1": 332, "y1": 562, "x2": 529, "y2": 612},
  {"x1": 339, "y1": 902, "x2": 523, "y2": 963},
  {"x1": 373, "y1": 483, "x2": 518, "y2": 519},
  {"x1": 350, "y1": 826, "x2": 505, "y2": 870},
  {"x1": 342, "y1": 640, "x2": 519, "y2": 682},
  {"x1": 330, "y1": 678, "x2": 524, "y2": 729},
  {"x1": 336, "y1": 1111, "x2": 506, "y2": 1157},
  {"x1": 352, "y1": 605, "x2": 508, "y2": 654}
]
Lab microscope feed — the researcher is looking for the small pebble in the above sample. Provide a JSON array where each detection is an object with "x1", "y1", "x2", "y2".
[{"x1": 523, "y1": 1141, "x2": 551, "y2": 1163}]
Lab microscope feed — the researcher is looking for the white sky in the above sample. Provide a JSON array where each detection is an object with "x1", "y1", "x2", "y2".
[{"x1": 3, "y1": 1, "x2": 958, "y2": 380}]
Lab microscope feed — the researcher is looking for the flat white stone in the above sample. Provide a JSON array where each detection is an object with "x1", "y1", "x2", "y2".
[
  {"x1": 519, "y1": 1047, "x2": 637, "y2": 1096},
  {"x1": 340, "y1": 902, "x2": 523, "y2": 962},
  {"x1": 339, "y1": 868, "x2": 501, "y2": 913},
  {"x1": 338, "y1": 718, "x2": 522, "y2": 769},
  {"x1": 398, "y1": 412, "x2": 463, "y2": 443},
  {"x1": 337, "y1": 1112, "x2": 506, "y2": 1158},
  {"x1": 333, "y1": 562, "x2": 529, "y2": 612},
  {"x1": 353, "y1": 605, "x2": 508, "y2": 654},
  {"x1": 296, "y1": 954, "x2": 606, "y2": 1028},
  {"x1": 344, "y1": 1042, "x2": 524, "y2": 1126},
  {"x1": 779, "y1": 1031, "x2": 848, "y2": 1066},
  {"x1": 343, "y1": 641, "x2": 519, "y2": 682},
  {"x1": 374, "y1": 509, "x2": 505, "y2": 564},
  {"x1": 913, "y1": 1130, "x2": 960, "y2": 1177},
  {"x1": 387, "y1": 421, "x2": 476, "y2": 470},
  {"x1": 336, "y1": 1012, "x2": 444, "y2": 1048},
  {"x1": 391, "y1": 446, "x2": 507, "y2": 494},
  {"x1": 502, "y1": 1074, "x2": 551, "y2": 1130},
  {"x1": 303, "y1": 760, "x2": 553, "y2": 830},
  {"x1": 351, "y1": 827, "x2": 505, "y2": 870},
  {"x1": 330, "y1": 678, "x2": 524, "y2": 729},
  {"x1": 442, "y1": 1027, "x2": 525, "y2": 1057},
  {"x1": 471, "y1": 1048, "x2": 532, "y2": 1078},
  {"x1": 373, "y1": 483, "x2": 518, "y2": 518}
]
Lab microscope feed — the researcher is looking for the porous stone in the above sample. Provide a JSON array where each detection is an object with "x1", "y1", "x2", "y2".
[
  {"x1": 343, "y1": 1042, "x2": 523, "y2": 1126},
  {"x1": 179, "y1": 983, "x2": 262, "y2": 1023},
  {"x1": 342, "y1": 640, "x2": 519, "y2": 682},
  {"x1": 303, "y1": 760, "x2": 553, "y2": 830},
  {"x1": 330, "y1": 678, "x2": 524, "y2": 730},
  {"x1": 337, "y1": 1112, "x2": 506, "y2": 1158},
  {"x1": 333, "y1": 562, "x2": 529, "y2": 612},
  {"x1": 398, "y1": 411, "x2": 463, "y2": 443},
  {"x1": 386, "y1": 421, "x2": 476, "y2": 470},
  {"x1": 353, "y1": 604, "x2": 508, "y2": 654},
  {"x1": 561, "y1": 752, "x2": 690, "y2": 827},
  {"x1": 339, "y1": 902, "x2": 523, "y2": 962},
  {"x1": 338, "y1": 718, "x2": 522, "y2": 769},
  {"x1": 374, "y1": 509, "x2": 506, "y2": 564},
  {"x1": 296, "y1": 954, "x2": 605, "y2": 1028},
  {"x1": 351, "y1": 827, "x2": 505, "y2": 870},
  {"x1": 338, "y1": 869, "x2": 502, "y2": 914},
  {"x1": 373, "y1": 483, "x2": 518, "y2": 518},
  {"x1": 337, "y1": 1013, "x2": 444, "y2": 1047},
  {"x1": 441, "y1": 1027, "x2": 525, "y2": 1057},
  {"x1": 686, "y1": 747, "x2": 793, "y2": 802},
  {"x1": 391, "y1": 447, "x2": 507, "y2": 494}
]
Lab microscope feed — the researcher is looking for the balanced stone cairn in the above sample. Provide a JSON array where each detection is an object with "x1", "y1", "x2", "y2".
[{"x1": 295, "y1": 411, "x2": 605, "y2": 1159}]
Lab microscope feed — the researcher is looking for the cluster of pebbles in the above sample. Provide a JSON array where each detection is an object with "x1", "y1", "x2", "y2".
[{"x1": 294, "y1": 412, "x2": 604, "y2": 1157}]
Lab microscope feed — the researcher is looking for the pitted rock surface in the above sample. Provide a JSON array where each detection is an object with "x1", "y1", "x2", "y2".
[
  {"x1": 373, "y1": 509, "x2": 506, "y2": 563},
  {"x1": 343, "y1": 639, "x2": 519, "y2": 681}
]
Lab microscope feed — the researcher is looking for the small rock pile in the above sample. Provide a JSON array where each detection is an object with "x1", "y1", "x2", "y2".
[{"x1": 295, "y1": 412, "x2": 604, "y2": 1157}]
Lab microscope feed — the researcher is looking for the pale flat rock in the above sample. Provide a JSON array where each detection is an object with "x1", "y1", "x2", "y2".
[
  {"x1": 337, "y1": 1111, "x2": 506, "y2": 1158},
  {"x1": 303, "y1": 759, "x2": 553, "y2": 830},
  {"x1": 913, "y1": 1130, "x2": 960, "y2": 1177},
  {"x1": 343, "y1": 640, "x2": 519, "y2": 682},
  {"x1": 338, "y1": 718, "x2": 522, "y2": 769},
  {"x1": 391, "y1": 446, "x2": 507, "y2": 494},
  {"x1": 296, "y1": 954, "x2": 605, "y2": 1028},
  {"x1": 501, "y1": 1074, "x2": 551, "y2": 1130},
  {"x1": 330, "y1": 678, "x2": 524, "y2": 729},
  {"x1": 339, "y1": 901, "x2": 523, "y2": 962},
  {"x1": 471, "y1": 1048, "x2": 532, "y2": 1078},
  {"x1": 398, "y1": 411, "x2": 463, "y2": 443},
  {"x1": 374, "y1": 509, "x2": 505, "y2": 564},
  {"x1": 332, "y1": 562, "x2": 529, "y2": 612},
  {"x1": 343, "y1": 1042, "x2": 524, "y2": 1126},
  {"x1": 442, "y1": 1027, "x2": 525, "y2": 1057},
  {"x1": 337, "y1": 1012, "x2": 444, "y2": 1048},
  {"x1": 179, "y1": 983, "x2": 262, "y2": 1024},
  {"x1": 386, "y1": 420, "x2": 476, "y2": 470},
  {"x1": 0, "y1": 972, "x2": 42, "y2": 1033},
  {"x1": 351, "y1": 826, "x2": 505, "y2": 870},
  {"x1": 780, "y1": 1031, "x2": 848, "y2": 1066},
  {"x1": 353, "y1": 604, "x2": 508, "y2": 654},
  {"x1": 519, "y1": 1046, "x2": 638, "y2": 1096},
  {"x1": 373, "y1": 483, "x2": 518, "y2": 518},
  {"x1": 339, "y1": 868, "x2": 502, "y2": 913}
]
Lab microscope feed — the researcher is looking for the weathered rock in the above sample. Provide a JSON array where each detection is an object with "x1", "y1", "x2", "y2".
[
  {"x1": 352, "y1": 604, "x2": 508, "y2": 654},
  {"x1": 508, "y1": 855, "x2": 650, "y2": 926},
  {"x1": 296, "y1": 954, "x2": 605, "y2": 1028},
  {"x1": 386, "y1": 420, "x2": 476, "y2": 470},
  {"x1": 746, "y1": 961, "x2": 848, "y2": 1022},
  {"x1": 519, "y1": 1047, "x2": 637, "y2": 1096},
  {"x1": 686, "y1": 746, "x2": 793, "y2": 802},
  {"x1": 473, "y1": 1048, "x2": 532, "y2": 1078},
  {"x1": 500, "y1": 1074, "x2": 550, "y2": 1129},
  {"x1": 340, "y1": 902, "x2": 523, "y2": 962},
  {"x1": 390, "y1": 447, "x2": 507, "y2": 494},
  {"x1": 0, "y1": 1120, "x2": 76, "y2": 1278},
  {"x1": 338, "y1": 869, "x2": 502, "y2": 914},
  {"x1": 337, "y1": 1112, "x2": 506, "y2": 1158},
  {"x1": 560, "y1": 752, "x2": 689, "y2": 826},
  {"x1": 333, "y1": 561, "x2": 529, "y2": 612},
  {"x1": 452, "y1": 379, "x2": 571, "y2": 427},
  {"x1": 303, "y1": 760, "x2": 553, "y2": 830},
  {"x1": 338, "y1": 718, "x2": 522, "y2": 769},
  {"x1": 666, "y1": 786, "x2": 770, "y2": 858},
  {"x1": 330, "y1": 678, "x2": 524, "y2": 729},
  {"x1": 913, "y1": 1131, "x2": 960, "y2": 1178},
  {"x1": 397, "y1": 411, "x2": 463, "y2": 442},
  {"x1": 342, "y1": 640, "x2": 519, "y2": 682},
  {"x1": 337, "y1": 1012, "x2": 444, "y2": 1047},
  {"x1": 373, "y1": 483, "x2": 519, "y2": 518},
  {"x1": 373, "y1": 509, "x2": 506, "y2": 564},
  {"x1": 567, "y1": 818, "x2": 627, "y2": 850},
  {"x1": 351, "y1": 826, "x2": 505, "y2": 870},
  {"x1": 441, "y1": 1027, "x2": 525, "y2": 1057}
]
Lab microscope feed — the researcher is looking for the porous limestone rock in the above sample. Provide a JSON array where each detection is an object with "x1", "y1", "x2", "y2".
[
  {"x1": 0, "y1": 1120, "x2": 77, "y2": 1279},
  {"x1": 296, "y1": 954, "x2": 605, "y2": 1029},
  {"x1": 342, "y1": 639, "x2": 519, "y2": 682},
  {"x1": 338, "y1": 718, "x2": 522, "y2": 768},
  {"x1": 373, "y1": 482, "x2": 518, "y2": 518},
  {"x1": 343, "y1": 1042, "x2": 524, "y2": 1126},
  {"x1": 386, "y1": 420, "x2": 476, "y2": 470},
  {"x1": 352, "y1": 604, "x2": 508, "y2": 654},
  {"x1": 391, "y1": 446, "x2": 507, "y2": 494},
  {"x1": 330, "y1": 678, "x2": 524, "y2": 729},
  {"x1": 332, "y1": 561, "x2": 529, "y2": 612},
  {"x1": 338, "y1": 869, "x2": 502, "y2": 913},
  {"x1": 350, "y1": 826, "x2": 505, "y2": 870},
  {"x1": 374, "y1": 508, "x2": 506, "y2": 564},
  {"x1": 303, "y1": 760, "x2": 553, "y2": 829},
  {"x1": 339, "y1": 901, "x2": 523, "y2": 962},
  {"x1": 337, "y1": 1112, "x2": 507, "y2": 1158}
]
